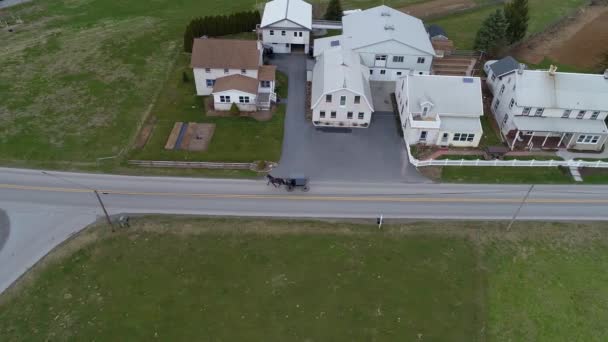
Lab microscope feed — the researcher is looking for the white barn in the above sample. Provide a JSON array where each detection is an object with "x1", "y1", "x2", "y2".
[
  {"x1": 313, "y1": 5, "x2": 435, "y2": 81},
  {"x1": 311, "y1": 46, "x2": 374, "y2": 128},
  {"x1": 260, "y1": 0, "x2": 312, "y2": 54},
  {"x1": 396, "y1": 74, "x2": 484, "y2": 147}
]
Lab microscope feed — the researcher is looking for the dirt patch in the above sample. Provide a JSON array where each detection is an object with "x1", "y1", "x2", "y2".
[
  {"x1": 134, "y1": 116, "x2": 156, "y2": 149},
  {"x1": 400, "y1": 0, "x2": 476, "y2": 19},
  {"x1": 418, "y1": 165, "x2": 442, "y2": 181},
  {"x1": 512, "y1": 5, "x2": 608, "y2": 68},
  {"x1": 182, "y1": 123, "x2": 215, "y2": 152}
]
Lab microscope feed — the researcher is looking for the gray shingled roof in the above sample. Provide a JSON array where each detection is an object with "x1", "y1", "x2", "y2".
[
  {"x1": 489, "y1": 56, "x2": 520, "y2": 78},
  {"x1": 426, "y1": 24, "x2": 447, "y2": 39}
]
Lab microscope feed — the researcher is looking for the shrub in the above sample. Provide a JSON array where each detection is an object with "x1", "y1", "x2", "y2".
[
  {"x1": 182, "y1": 71, "x2": 189, "y2": 83},
  {"x1": 256, "y1": 160, "x2": 267, "y2": 170},
  {"x1": 230, "y1": 103, "x2": 240, "y2": 116}
]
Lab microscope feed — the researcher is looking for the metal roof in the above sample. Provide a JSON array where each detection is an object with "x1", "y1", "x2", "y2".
[
  {"x1": 401, "y1": 74, "x2": 483, "y2": 116},
  {"x1": 260, "y1": 0, "x2": 312, "y2": 30},
  {"x1": 311, "y1": 46, "x2": 374, "y2": 110},
  {"x1": 440, "y1": 116, "x2": 482, "y2": 132},
  {"x1": 515, "y1": 70, "x2": 608, "y2": 111},
  {"x1": 341, "y1": 5, "x2": 435, "y2": 55},
  {"x1": 513, "y1": 116, "x2": 608, "y2": 134},
  {"x1": 488, "y1": 56, "x2": 520, "y2": 77}
]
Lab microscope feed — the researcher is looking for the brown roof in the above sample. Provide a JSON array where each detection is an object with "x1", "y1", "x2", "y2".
[
  {"x1": 258, "y1": 65, "x2": 277, "y2": 81},
  {"x1": 191, "y1": 38, "x2": 259, "y2": 69},
  {"x1": 432, "y1": 39, "x2": 455, "y2": 52},
  {"x1": 212, "y1": 74, "x2": 258, "y2": 94}
]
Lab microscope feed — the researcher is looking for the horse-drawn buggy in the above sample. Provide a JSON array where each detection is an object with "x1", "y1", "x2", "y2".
[{"x1": 266, "y1": 174, "x2": 310, "y2": 192}]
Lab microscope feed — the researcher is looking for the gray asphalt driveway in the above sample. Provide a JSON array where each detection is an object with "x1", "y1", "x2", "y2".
[{"x1": 269, "y1": 55, "x2": 427, "y2": 182}]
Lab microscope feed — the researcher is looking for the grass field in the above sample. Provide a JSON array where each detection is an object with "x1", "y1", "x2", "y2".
[
  {"x1": 430, "y1": 0, "x2": 589, "y2": 50},
  {"x1": 440, "y1": 165, "x2": 574, "y2": 183},
  {"x1": 2, "y1": 217, "x2": 608, "y2": 340},
  {"x1": 128, "y1": 53, "x2": 285, "y2": 162}
]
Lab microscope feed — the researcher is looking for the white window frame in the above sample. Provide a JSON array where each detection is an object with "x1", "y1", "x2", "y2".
[
  {"x1": 241, "y1": 69, "x2": 246, "y2": 75},
  {"x1": 562, "y1": 109, "x2": 571, "y2": 118},
  {"x1": 224, "y1": 68, "x2": 229, "y2": 74},
  {"x1": 339, "y1": 96, "x2": 346, "y2": 107},
  {"x1": 281, "y1": 31, "x2": 286, "y2": 36},
  {"x1": 205, "y1": 68, "x2": 211, "y2": 73},
  {"x1": 298, "y1": 32, "x2": 303, "y2": 37},
  {"x1": 347, "y1": 112, "x2": 353, "y2": 119},
  {"x1": 417, "y1": 57, "x2": 425, "y2": 64},
  {"x1": 534, "y1": 108, "x2": 544, "y2": 117},
  {"x1": 499, "y1": 85, "x2": 505, "y2": 95},
  {"x1": 330, "y1": 111, "x2": 337, "y2": 118},
  {"x1": 577, "y1": 135, "x2": 600, "y2": 144},
  {"x1": 239, "y1": 96, "x2": 250, "y2": 104},
  {"x1": 522, "y1": 107, "x2": 531, "y2": 116},
  {"x1": 219, "y1": 95, "x2": 231, "y2": 103},
  {"x1": 453, "y1": 133, "x2": 475, "y2": 142},
  {"x1": 393, "y1": 56, "x2": 404, "y2": 63},
  {"x1": 493, "y1": 99, "x2": 500, "y2": 111},
  {"x1": 269, "y1": 30, "x2": 274, "y2": 35},
  {"x1": 591, "y1": 111, "x2": 600, "y2": 120},
  {"x1": 319, "y1": 111, "x2": 326, "y2": 118},
  {"x1": 375, "y1": 55, "x2": 387, "y2": 61},
  {"x1": 577, "y1": 110, "x2": 586, "y2": 119},
  {"x1": 206, "y1": 79, "x2": 215, "y2": 87},
  {"x1": 380, "y1": 70, "x2": 386, "y2": 75},
  {"x1": 326, "y1": 94, "x2": 332, "y2": 103},
  {"x1": 358, "y1": 112, "x2": 364, "y2": 120},
  {"x1": 260, "y1": 80, "x2": 270, "y2": 88},
  {"x1": 354, "y1": 96, "x2": 361, "y2": 104},
  {"x1": 509, "y1": 98, "x2": 515, "y2": 109}
]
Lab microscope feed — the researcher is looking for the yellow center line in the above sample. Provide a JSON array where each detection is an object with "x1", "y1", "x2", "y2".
[{"x1": 2, "y1": 183, "x2": 608, "y2": 204}]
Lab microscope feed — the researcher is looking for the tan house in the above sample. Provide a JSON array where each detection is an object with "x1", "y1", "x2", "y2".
[{"x1": 191, "y1": 38, "x2": 276, "y2": 111}]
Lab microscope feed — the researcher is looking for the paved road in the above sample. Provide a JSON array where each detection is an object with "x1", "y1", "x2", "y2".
[
  {"x1": 2, "y1": 166, "x2": 608, "y2": 292},
  {"x1": 270, "y1": 55, "x2": 425, "y2": 182}
]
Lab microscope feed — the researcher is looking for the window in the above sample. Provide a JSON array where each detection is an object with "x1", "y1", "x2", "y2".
[
  {"x1": 509, "y1": 98, "x2": 515, "y2": 109},
  {"x1": 562, "y1": 109, "x2": 571, "y2": 118},
  {"x1": 420, "y1": 131, "x2": 428, "y2": 141},
  {"x1": 330, "y1": 111, "x2": 336, "y2": 118},
  {"x1": 577, "y1": 135, "x2": 600, "y2": 144},
  {"x1": 299, "y1": 32, "x2": 303, "y2": 37},
  {"x1": 241, "y1": 69, "x2": 246, "y2": 75},
  {"x1": 502, "y1": 114, "x2": 509, "y2": 126},
  {"x1": 219, "y1": 95, "x2": 231, "y2": 103},
  {"x1": 339, "y1": 96, "x2": 346, "y2": 106},
  {"x1": 393, "y1": 56, "x2": 404, "y2": 63},
  {"x1": 522, "y1": 107, "x2": 531, "y2": 116},
  {"x1": 354, "y1": 96, "x2": 361, "y2": 104},
  {"x1": 206, "y1": 79, "x2": 215, "y2": 87},
  {"x1": 270, "y1": 30, "x2": 274, "y2": 35},
  {"x1": 320, "y1": 111, "x2": 326, "y2": 118},
  {"x1": 417, "y1": 57, "x2": 425, "y2": 64},
  {"x1": 453, "y1": 133, "x2": 475, "y2": 142},
  {"x1": 205, "y1": 68, "x2": 211, "y2": 73},
  {"x1": 577, "y1": 110, "x2": 586, "y2": 119},
  {"x1": 493, "y1": 99, "x2": 500, "y2": 111},
  {"x1": 358, "y1": 112, "x2": 364, "y2": 119},
  {"x1": 347, "y1": 112, "x2": 353, "y2": 119},
  {"x1": 491, "y1": 74, "x2": 496, "y2": 81},
  {"x1": 281, "y1": 31, "x2": 286, "y2": 36},
  {"x1": 369, "y1": 70, "x2": 374, "y2": 75},
  {"x1": 224, "y1": 68, "x2": 229, "y2": 74},
  {"x1": 260, "y1": 80, "x2": 270, "y2": 88},
  {"x1": 380, "y1": 70, "x2": 386, "y2": 75},
  {"x1": 534, "y1": 108, "x2": 544, "y2": 117},
  {"x1": 326, "y1": 94, "x2": 332, "y2": 103},
  {"x1": 499, "y1": 85, "x2": 505, "y2": 95},
  {"x1": 591, "y1": 111, "x2": 600, "y2": 120},
  {"x1": 375, "y1": 55, "x2": 387, "y2": 61},
  {"x1": 239, "y1": 96, "x2": 250, "y2": 103},
  {"x1": 396, "y1": 71, "x2": 402, "y2": 76},
  {"x1": 294, "y1": 31, "x2": 298, "y2": 37}
]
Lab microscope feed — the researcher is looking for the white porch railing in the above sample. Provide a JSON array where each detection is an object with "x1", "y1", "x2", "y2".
[{"x1": 405, "y1": 141, "x2": 608, "y2": 168}]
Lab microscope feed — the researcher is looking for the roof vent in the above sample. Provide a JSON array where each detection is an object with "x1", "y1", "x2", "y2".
[
  {"x1": 384, "y1": 24, "x2": 395, "y2": 31},
  {"x1": 604, "y1": 69, "x2": 608, "y2": 79},
  {"x1": 463, "y1": 77, "x2": 474, "y2": 84},
  {"x1": 549, "y1": 64, "x2": 558, "y2": 76},
  {"x1": 517, "y1": 63, "x2": 525, "y2": 75},
  {"x1": 381, "y1": 11, "x2": 391, "y2": 17}
]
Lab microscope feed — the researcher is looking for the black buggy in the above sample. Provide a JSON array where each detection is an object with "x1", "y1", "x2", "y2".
[{"x1": 266, "y1": 174, "x2": 310, "y2": 192}]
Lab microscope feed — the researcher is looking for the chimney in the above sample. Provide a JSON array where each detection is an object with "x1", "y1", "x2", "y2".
[
  {"x1": 549, "y1": 64, "x2": 558, "y2": 76},
  {"x1": 517, "y1": 63, "x2": 525, "y2": 75},
  {"x1": 384, "y1": 24, "x2": 394, "y2": 31},
  {"x1": 604, "y1": 69, "x2": 608, "y2": 79}
]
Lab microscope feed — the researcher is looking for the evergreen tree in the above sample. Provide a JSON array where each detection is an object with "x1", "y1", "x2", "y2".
[
  {"x1": 473, "y1": 9, "x2": 508, "y2": 55},
  {"x1": 504, "y1": 0, "x2": 529, "y2": 43},
  {"x1": 324, "y1": 0, "x2": 343, "y2": 21}
]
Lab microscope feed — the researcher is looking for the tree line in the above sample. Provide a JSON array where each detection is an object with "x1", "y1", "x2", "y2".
[
  {"x1": 474, "y1": 0, "x2": 529, "y2": 55},
  {"x1": 183, "y1": 10, "x2": 261, "y2": 52}
]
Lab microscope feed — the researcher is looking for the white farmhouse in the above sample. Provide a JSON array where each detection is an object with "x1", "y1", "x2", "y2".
[
  {"x1": 396, "y1": 74, "x2": 484, "y2": 147},
  {"x1": 488, "y1": 62, "x2": 608, "y2": 151},
  {"x1": 191, "y1": 38, "x2": 276, "y2": 111},
  {"x1": 314, "y1": 5, "x2": 435, "y2": 81},
  {"x1": 311, "y1": 46, "x2": 374, "y2": 128},
  {"x1": 484, "y1": 56, "x2": 522, "y2": 95},
  {"x1": 260, "y1": 0, "x2": 312, "y2": 54}
]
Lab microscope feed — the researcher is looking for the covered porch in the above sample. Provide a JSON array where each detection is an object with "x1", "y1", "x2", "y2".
[{"x1": 256, "y1": 92, "x2": 277, "y2": 110}]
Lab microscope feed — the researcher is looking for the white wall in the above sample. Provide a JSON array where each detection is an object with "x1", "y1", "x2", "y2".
[
  {"x1": 261, "y1": 21, "x2": 310, "y2": 53},
  {"x1": 355, "y1": 40, "x2": 433, "y2": 80},
  {"x1": 312, "y1": 89, "x2": 373, "y2": 127},
  {"x1": 212, "y1": 89, "x2": 257, "y2": 112},
  {"x1": 194, "y1": 68, "x2": 259, "y2": 95}
]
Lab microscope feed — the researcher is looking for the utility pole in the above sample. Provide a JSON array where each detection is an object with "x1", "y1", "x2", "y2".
[
  {"x1": 507, "y1": 185, "x2": 534, "y2": 230},
  {"x1": 94, "y1": 190, "x2": 114, "y2": 231},
  {"x1": 377, "y1": 214, "x2": 383, "y2": 229}
]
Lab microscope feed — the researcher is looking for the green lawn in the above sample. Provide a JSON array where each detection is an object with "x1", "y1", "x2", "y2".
[
  {"x1": 430, "y1": 0, "x2": 589, "y2": 50},
  {"x1": 479, "y1": 112, "x2": 503, "y2": 147},
  {"x1": 2, "y1": 217, "x2": 608, "y2": 341},
  {"x1": 440, "y1": 166, "x2": 574, "y2": 184},
  {"x1": 276, "y1": 70, "x2": 288, "y2": 99},
  {"x1": 128, "y1": 53, "x2": 285, "y2": 162}
]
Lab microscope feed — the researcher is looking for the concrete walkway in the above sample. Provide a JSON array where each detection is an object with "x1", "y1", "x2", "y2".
[{"x1": 557, "y1": 148, "x2": 608, "y2": 160}]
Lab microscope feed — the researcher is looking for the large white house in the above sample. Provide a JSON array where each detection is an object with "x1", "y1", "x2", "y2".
[
  {"x1": 487, "y1": 60, "x2": 608, "y2": 151},
  {"x1": 396, "y1": 74, "x2": 484, "y2": 147},
  {"x1": 313, "y1": 5, "x2": 435, "y2": 81},
  {"x1": 311, "y1": 46, "x2": 374, "y2": 128},
  {"x1": 191, "y1": 38, "x2": 276, "y2": 111},
  {"x1": 260, "y1": 0, "x2": 312, "y2": 53}
]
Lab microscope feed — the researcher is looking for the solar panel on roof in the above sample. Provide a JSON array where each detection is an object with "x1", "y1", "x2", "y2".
[
  {"x1": 463, "y1": 77, "x2": 474, "y2": 83},
  {"x1": 330, "y1": 40, "x2": 340, "y2": 47}
]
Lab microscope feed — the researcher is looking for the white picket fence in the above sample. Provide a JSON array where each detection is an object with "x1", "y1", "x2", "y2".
[
  {"x1": 128, "y1": 160, "x2": 255, "y2": 170},
  {"x1": 405, "y1": 142, "x2": 608, "y2": 168}
]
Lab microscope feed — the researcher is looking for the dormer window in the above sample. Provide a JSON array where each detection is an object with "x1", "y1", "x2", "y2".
[{"x1": 422, "y1": 106, "x2": 429, "y2": 117}]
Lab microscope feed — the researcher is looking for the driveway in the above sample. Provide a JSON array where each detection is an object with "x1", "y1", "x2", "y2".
[{"x1": 269, "y1": 55, "x2": 428, "y2": 182}]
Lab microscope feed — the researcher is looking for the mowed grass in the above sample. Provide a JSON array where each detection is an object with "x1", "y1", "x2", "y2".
[
  {"x1": 2, "y1": 217, "x2": 608, "y2": 341},
  {"x1": 440, "y1": 166, "x2": 574, "y2": 183},
  {"x1": 129, "y1": 53, "x2": 285, "y2": 162},
  {"x1": 430, "y1": 0, "x2": 589, "y2": 49}
]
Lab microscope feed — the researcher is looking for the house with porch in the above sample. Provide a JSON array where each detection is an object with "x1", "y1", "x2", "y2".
[
  {"x1": 259, "y1": 0, "x2": 312, "y2": 54},
  {"x1": 313, "y1": 5, "x2": 435, "y2": 81},
  {"x1": 191, "y1": 38, "x2": 276, "y2": 111},
  {"x1": 396, "y1": 74, "x2": 484, "y2": 147},
  {"x1": 311, "y1": 46, "x2": 374, "y2": 128},
  {"x1": 490, "y1": 65, "x2": 608, "y2": 151}
]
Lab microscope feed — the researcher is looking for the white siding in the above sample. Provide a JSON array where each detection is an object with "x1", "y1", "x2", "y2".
[
  {"x1": 355, "y1": 40, "x2": 433, "y2": 80},
  {"x1": 194, "y1": 68, "x2": 259, "y2": 96},
  {"x1": 212, "y1": 89, "x2": 257, "y2": 112},
  {"x1": 261, "y1": 21, "x2": 310, "y2": 54},
  {"x1": 312, "y1": 89, "x2": 373, "y2": 128}
]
